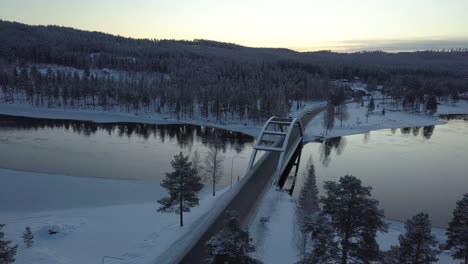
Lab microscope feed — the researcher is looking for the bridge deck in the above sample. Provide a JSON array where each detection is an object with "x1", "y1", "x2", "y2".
[{"x1": 178, "y1": 106, "x2": 327, "y2": 264}]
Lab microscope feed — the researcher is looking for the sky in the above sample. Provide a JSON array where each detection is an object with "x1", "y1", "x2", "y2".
[{"x1": 1, "y1": 0, "x2": 468, "y2": 52}]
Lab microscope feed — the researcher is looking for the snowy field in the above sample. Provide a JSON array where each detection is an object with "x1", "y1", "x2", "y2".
[
  {"x1": 0, "y1": 169, "x2": 237, "y2": 264},
  {"x1": 304, "y1": 100, "x2": 468, "y2": 141}
]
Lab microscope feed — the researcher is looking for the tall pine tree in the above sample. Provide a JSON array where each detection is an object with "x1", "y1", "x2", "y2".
[
  {"x1": 321, "y1": 174, "x2": 388, "y2": 264},
  {"x1": 0, "y1": 224, "x2": 17, "y2": 264},
  {"x1": 446, "y1": 194, "x2": 468, "y2": 264},
  {"x1": 157, "y1": 152, "x2": 204, "y2": 227},
  {"x1": 386, "y1": 213, "x2": 439, "y2": 264}
]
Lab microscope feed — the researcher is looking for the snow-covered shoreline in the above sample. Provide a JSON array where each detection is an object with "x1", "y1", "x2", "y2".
[
  {"x1": 304, "y1": 100, "x2": 468, "y2": 141},
  {"x1": 0, "y1": 102, "x2": 262, "y2": 137}
]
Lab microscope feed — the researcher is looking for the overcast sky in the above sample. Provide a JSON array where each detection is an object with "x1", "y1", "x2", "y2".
[{"x1": 1, "y1": 0, "x2": 468, "y2": 51}]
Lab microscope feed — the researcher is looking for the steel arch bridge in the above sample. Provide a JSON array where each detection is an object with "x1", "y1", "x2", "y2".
[{"x1": 246, "y1": 116, "x2": 304, "y2": 183}]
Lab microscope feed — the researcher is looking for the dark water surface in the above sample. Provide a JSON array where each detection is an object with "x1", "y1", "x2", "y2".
[
  {"x1": 0, "y1": 115, "x2": 254, "y2": 185},
  {"x1": 292, "y1": 115, "x2": 468, "y2": 227}
]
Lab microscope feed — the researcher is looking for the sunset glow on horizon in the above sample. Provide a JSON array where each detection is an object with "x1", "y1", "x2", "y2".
[{"x1": 1, "y1": 0, "x2": 468, "y2": 52}]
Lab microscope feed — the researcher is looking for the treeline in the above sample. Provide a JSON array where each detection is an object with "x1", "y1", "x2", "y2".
[{"x1": 1, "y1": 20, "x2": 468, "y2": 122}]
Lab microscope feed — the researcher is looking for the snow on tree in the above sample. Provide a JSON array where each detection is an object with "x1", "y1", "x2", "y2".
[
  {"x1": 299, "y1": 213, "x2": 338, "y2": 264},
  {"x1": 382, "y1": 213, "x2": 439, "y2": 264},
  {"x1": 426, "y1": 95, "x2": 438, "y2": 115},
  {"x1": 323, "y1": 103, "x2": 335, "y2": 135},
  {"x1": 381, "y1": 246, "x2": 401, "y2": 264},
  {"x1": 204, "y1": 145, "x2": 223, "y2": 196},
  {"x1": 157, "y1": 152, "x2": 204, "y2": 227},
  {"x1": 321, "y1": 174, "x2": 388, "y2": 264},
  {"x1": 366, "y1": 97, "x2": 375, "y2": 123},
  {"x1": 338, "y1": 104, "x2": 349, "y2": 127},
  {"x1": 22, "y1": 226, "x2": 34, "y2": 248},
  {"x1": 296, "y1": 157, "x2": 320, "y2": 257},
  {"x1": 0, "y1": 224, "x2": 17, "y2": 264},
  {"x1": 451, "y1": 91, "x2": 460, "y2": 105},
  {"x1": 206, "y1": 211, "x2": 261, "y2": 264},
  {"x1": 298, "y1": 157, "x2": 320, "y2": 217},
  {"x1": 388, "y1": 213, "x2": 439, "y2": 264},
  {"x1": 446, "y1": 194, "x2": 468, "y2": 264}
]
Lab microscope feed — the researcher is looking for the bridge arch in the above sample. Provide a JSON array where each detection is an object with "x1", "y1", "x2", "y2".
[{"x1": 246, "y1": 117, "x2": 303, "y2": 180}]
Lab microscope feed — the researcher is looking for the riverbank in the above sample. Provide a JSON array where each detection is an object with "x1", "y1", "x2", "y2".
[
  {"x1": 0, "y1": 168, "x2": 236, "y2": 264},
  {"x1": 304, "y1": 100, "x2": 468, "y2": 141},
  {"x1": 0, "y1": 100, "x2": 325, "y2": 138}
]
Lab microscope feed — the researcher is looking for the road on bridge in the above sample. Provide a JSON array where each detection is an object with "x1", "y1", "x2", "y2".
[{"x1": 179, "y1": 105, "x2": 327, "y2": 264}]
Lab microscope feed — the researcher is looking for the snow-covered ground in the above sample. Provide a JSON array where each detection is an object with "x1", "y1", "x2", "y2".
[
  {"x1": 249, "y1": 187, "x2": 300, "y2": 263},
  {"x1": 0, "y1": 168, "x2": 237, "y2": 264},
  {"x1": 304, "y1": 100, "x2": 468, "y2": 141}
]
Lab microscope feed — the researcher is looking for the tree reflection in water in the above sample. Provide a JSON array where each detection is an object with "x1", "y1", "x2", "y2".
[
  {"x1": 0, "y1": 114, "x2": 254, "y2": 154},
  {"x1": 319, "y1": 137, "x2": 347, "y2": 167}
]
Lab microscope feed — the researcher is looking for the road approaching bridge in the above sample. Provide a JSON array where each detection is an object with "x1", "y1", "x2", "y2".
[{"x1": 178, "y1": 106, "x2": 326, "y2": 264}]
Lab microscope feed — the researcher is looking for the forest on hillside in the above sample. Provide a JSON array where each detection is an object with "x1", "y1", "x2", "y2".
[{"x1": 0, "y1": 20, "x2": 467, "y2": 121}]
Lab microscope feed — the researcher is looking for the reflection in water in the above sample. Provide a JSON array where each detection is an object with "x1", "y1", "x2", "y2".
[
  {"x1": 0, "y1": 115, "x2": 254, "y2": 182},
  {"x1": 319, "y1": 137, "x2": 346, "y2": 167},
  {"x1": 0, "y1": 115, "x2": 253, "y2": 153},
  {"x1": 401, "y1": 127, "x2": 412, "y2": 135},
  {"x1": 423, "y1": 125, "x2": 435, "y2": 139},
  {"x1": 363, "y1": 131, "x2": 371, "y2": 143},
  {"x1": 290, "y1": 117, "x2": 467, "y2": 227}
]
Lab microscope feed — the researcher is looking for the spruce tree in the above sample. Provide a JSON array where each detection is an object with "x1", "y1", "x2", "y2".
[
  {"x1": 296, "y1": 158, "x2": 320, "y2": 257},
  {"x1": 297, "y1": 158, "x2": 320, "y2": 216},
  {"x1": 396, "y1": 213, "x2": 439, "y2": 264},
  {"x1": 206, "y1": 211, "x2": 261, "y2": 264},
  {"x1": 22, "y1": 226, "x2": 34, "y2": 248},
  {"x1": 0, "y1": 224, "x2": 17, "y2": 264},
  {"x1": 157, "y1": 152, "x2": 204, "y2": 227},
  {"x1": 446, "y1": 194, "x2": 468, "y2": 264},
  {"x1": 321, "y1": 174, "x2": 388, "y2": 264}
]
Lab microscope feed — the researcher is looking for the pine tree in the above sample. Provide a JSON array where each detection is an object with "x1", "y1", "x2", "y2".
[
  {"x1": 321, "y1": 174, "x2": 388, "y2": 264},
  {"x1": 366, "y1": 97, "x2": 375, "y2": 123},
  {"x1": 0, "y1": 224, "x2": 17, "y2": 264},
  {"x1": 446, "y1": 194, "x2": 468, "y2": 264},
  {"x1": 389, "y1": 213, "x2": 439, "y2": 264},
  {"x1": 323, "y1": 103, "x2": 335, "y2": 135},
  {"x1": 206, "y1": 211, "x2": 261, "y2": 264},
  {"x1": 22, "y1": 226, "x2": 34, "y2": 248},
  {"x1": 204, "y1": 145, "x2": 223, "y2": 196},
  {"x1": 426, "y1": 95, "x2": 438, "y2": 115},
  {"x1": 299, "y1": 214, "x2": 338, "y2": 264},
  {"x1": 157, "y1": 152, "x2": 204, "y2": 227}
]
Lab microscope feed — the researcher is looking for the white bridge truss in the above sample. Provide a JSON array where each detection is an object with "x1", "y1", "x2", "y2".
[{"x1": 246, "y1": 116, "x2": 303, "y2": 180}]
